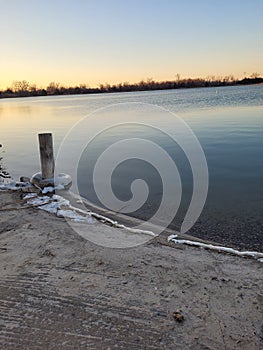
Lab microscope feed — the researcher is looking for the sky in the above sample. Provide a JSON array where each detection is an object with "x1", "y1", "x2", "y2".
[{"x1": 0, "y1": 0, "x2": 262, "y2": 89}]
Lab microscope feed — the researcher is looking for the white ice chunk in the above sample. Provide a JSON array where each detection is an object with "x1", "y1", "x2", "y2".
[
  {"x1": 0, "y1": 180, "x2": 20, "y2": 191},
  {"x1": 57, "y1": 209, "x2": 94, "y2": 223},
  {"x1": 54, "y1": 173, "x2": 72, "y2": 189},
  {"x1": 23, "y1": 193, "x2": 38, "y2": 199},
  {"x1": 55, "y1": 184, "x2": 65, "y2": 190},
  {"x1": 39, "y1": 201, "x2": 61, "y2": 214},
  {"x1": 27, "y1": 196, "x2": 51, "y2": 206},
  {"x1": 42, "y1": 186, "x2": 55, "y2": 194},
  {"x1": 52, "y1": 194, "x2": 70, "y2": 206}
]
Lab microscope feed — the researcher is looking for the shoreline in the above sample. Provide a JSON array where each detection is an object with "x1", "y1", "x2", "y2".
[
  {"x1": 0, "y1": 189, "x2": 263, "y2": 349},
  {"x1": 64, "y1": 190, "x2": 263, "y2": 258},
  {"x1": 1, "y1": 79, "x2": 262, "y2": 100},
  {"x1": 1, "y1": 177, "x2": 262, "y2": 257},
  {"x1": 63, "y1": 189, "x2": 263, "y2": 253},
  {"x1": 1, "y1": 180, "x2": 262, "y2": 259}
]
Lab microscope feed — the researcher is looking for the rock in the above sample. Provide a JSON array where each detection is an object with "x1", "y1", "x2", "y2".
[
  {"x1": 20, "y1": 176, "x2": 30, "y2": 183},
  {"x1": 21, "y1": 186, "x2": 41, "y2": 194},
  {"x1": 173, "y1": 310, "x2": 185, "y2": 322},
  {"x1": 0, "y1": 173, "x2": 11, "y2": 179}
]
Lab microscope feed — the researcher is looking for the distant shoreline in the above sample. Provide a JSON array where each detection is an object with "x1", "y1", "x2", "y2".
[{"x1": 1, "y1": 77, "x2": 262, "y2": 100}]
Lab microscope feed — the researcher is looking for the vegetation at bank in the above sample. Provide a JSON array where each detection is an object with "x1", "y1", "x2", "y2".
[{"x1": 0, "y1": 73, "x2": 262, "y2": 99}]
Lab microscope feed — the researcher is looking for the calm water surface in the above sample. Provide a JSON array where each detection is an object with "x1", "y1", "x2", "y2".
[{"x1": 0, "y1": 85, "x2": 262, "y2": 250}]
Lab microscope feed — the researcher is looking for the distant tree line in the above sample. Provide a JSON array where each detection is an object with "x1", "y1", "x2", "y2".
[{"x1": 0, "y1": 73, "x2": 262, "y2": 99}]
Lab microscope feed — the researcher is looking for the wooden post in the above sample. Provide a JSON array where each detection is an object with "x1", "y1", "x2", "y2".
[{"x1": 38, "y1": 133, "x2": 54, "y2": 180}]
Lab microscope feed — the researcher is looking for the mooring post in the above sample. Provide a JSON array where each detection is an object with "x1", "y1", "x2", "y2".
[
  {"x1": 38, "y1": 133, "x2": 54, "y2": 180},
  {"x1": 30, "y1": 132, "x2": 72, "y2": 190}
]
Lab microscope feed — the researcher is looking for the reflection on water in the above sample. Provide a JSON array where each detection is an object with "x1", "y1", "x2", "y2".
[
  {"x1": 0, "y1": 84, "x2": 262, "y2": 250},
  {"x1": 77, "y1": 122, "x2": 194, "y2": 229}
]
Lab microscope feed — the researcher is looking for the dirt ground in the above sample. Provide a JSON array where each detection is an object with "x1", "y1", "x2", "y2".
[{"x1": 0, "y1": 190, "x2": 262, "y2": 349}]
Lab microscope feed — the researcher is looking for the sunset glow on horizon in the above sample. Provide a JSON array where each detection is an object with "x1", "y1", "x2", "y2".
[{"x1": 0, "y1": 0, "x2": 262, "y2": 90}]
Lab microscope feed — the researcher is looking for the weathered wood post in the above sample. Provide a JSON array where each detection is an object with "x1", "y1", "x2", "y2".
[
  {"x1": 30, "y1": 132, "x2": 72, "y2": 190},
  {"x1": 38, "y1": 133, "x2": 54, "y2": 182}
]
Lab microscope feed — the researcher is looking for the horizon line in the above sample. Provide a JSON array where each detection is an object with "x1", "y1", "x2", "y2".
[{"x1": 1, "y1": 72, "x2": 262, "y2": 92}]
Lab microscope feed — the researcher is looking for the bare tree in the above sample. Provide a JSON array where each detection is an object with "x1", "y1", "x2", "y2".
[
  {"x1": 250, "y1": 72, "x2": 260, "y2": 79},
  {"x1": 46, "y1": 82, "x2": 60, "y2": 95},
  {"x1": 12, "y1": 80, "x2": 30, "y2": 94}
]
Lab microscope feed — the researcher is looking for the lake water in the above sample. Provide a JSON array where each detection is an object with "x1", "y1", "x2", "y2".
[{"x1": 0, "y1": 85, "x2": 262, "y2": 250}]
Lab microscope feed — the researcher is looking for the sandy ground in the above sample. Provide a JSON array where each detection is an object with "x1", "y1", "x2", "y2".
[{"x1": 0, "y1": 190, "x2": 262, "y2": 349}]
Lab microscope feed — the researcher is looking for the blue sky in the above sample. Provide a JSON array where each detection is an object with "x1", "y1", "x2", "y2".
[{"x1": 0, "y1": 0, "x2": 262, "y2": 88}]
